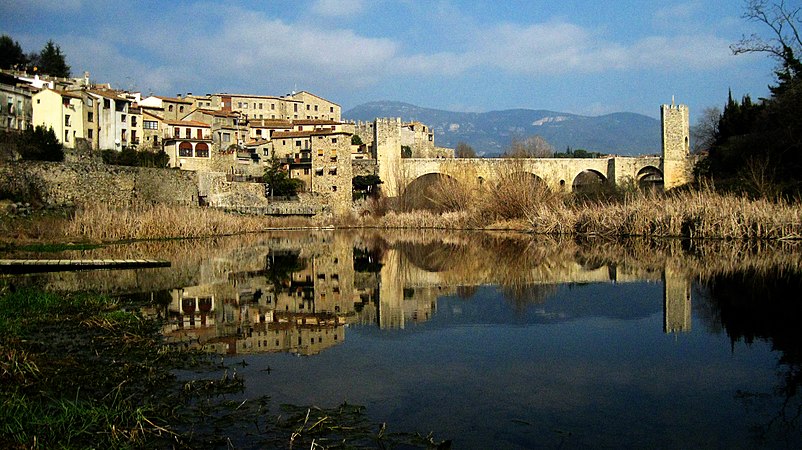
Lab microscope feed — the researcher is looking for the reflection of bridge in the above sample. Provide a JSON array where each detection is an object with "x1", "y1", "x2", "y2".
[{"x1": 376, "y1": 103, "x2": 693, "y2": 197}]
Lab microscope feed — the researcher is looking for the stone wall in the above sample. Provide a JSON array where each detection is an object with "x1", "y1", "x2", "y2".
[{"x1": 0, "y1": 160, "x2": 198, "y2": 207}]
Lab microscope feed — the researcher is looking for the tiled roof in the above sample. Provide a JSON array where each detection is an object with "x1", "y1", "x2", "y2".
[
  {"x1": 273, "y1": 129, "x2": 350, "y2": 139},
  {"x1": 251, "y1": 119, "x2": 292, "y2": 128},
  {"x1": 164, "y1": 120, "x2": 211, "y2": 128},
  {"x1": 155, "y1": 95, "x2": 193, "y2": 104},
  {"x1": 293, "y1": 119, "x2": 342, "y2": 126}
]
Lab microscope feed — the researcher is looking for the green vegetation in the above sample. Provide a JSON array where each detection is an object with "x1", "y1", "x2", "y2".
[
  {"x1": 101, "y1": 148, "x2": 170, "y2": 168},
  {"x1": 0, "y1": 35, "x2": 70, "y2": 77},
  {"x1": 401, "y1": 145, "x2": 412, "y2": 158},
  {"x1": 351, "y1": 134, "x2": 364, "y2": 146},
  {"x1": 263, "y1": 156, "x2": 304, "y2": 197},
  {"x1": 0, "y1": 284, "x2": 448, "y2": 448},
  {"x1": 696, "y1": 1, "x2": 802, "y2": 199},
  {"x1": 0, "y1": 126, "x2": 63, "y2": 162},
  {"x1": 353, "y1": 174, "x2": 382, "y2": 200}
]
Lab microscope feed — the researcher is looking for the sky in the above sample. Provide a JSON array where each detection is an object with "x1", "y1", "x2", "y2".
[{"x1": 0, "y1": 0, "x2": 781, "y2": 121}]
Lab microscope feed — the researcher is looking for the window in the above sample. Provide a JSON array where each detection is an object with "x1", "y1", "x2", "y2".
[
  {"x1": 168, "y1": 105, "x2": 173, "y2": 112},
  {"x1": 295, "y1": 140, "x2": 301, "y2": 147},
  {"x1": 179, "y1": 106, "x2": 184, "y2": 113},
  {"x1": 87, "y1": 129, "x2": 93, "y2": 139},
  {"x1": 87, "y1": 112, "x2": 94, "y2": 123},
  {"x1": 179, "y1": 142, "x2": 192, "y2": 157},
  {"x1": 256, "y1": 129, "x2": 262, "y2": 136},
  {"x1": 64, "y1": 130, "x2": 69, "y2": 142},
  {"x1": 294, "y1": 104, "x2": 298, "y2": 112},
  {"x1": 121, "y1": 114, "x2": 126, "y2": 123},
  {"x1": 332, "y1": 186, "x2": 337, "y2": 192},
  {"x1": 271, "y1": 103, "x2": 275, "y2": 110},
  {"x1": 314, "y1": 105, "x2": 318, "y2": 111},
  {"x1": 143, "y1": 120, "x2": 157, "y2": 130},
  {"x1": 173, "y1": 127, "x2": 180, "y2": 138},
  {"x1": 222, "y1": 133, "x2": 230, "y2": 143},
  {"x1": 253, "y1": 103, "x2": 256, "y2": 109},
  {"x1": 121, "y1": 130, "x2": 127, "y2": 142},
  {"x1": 195, "y1": 143, "x2": 209, "y2": 157},
  {"x1": 331, "y1": 138, "x2": 337, "y2": 144},
  {"x1": 259, "y1": 103, "x2": 263, "y2": 109},
  {"x1": 306, "y1": 105, "x2": 310, "y2": 111},
  {"x1": 185, "y1": 128, "x2": 191, "y2": 138},
  {"x1": 64, "y1": 115, "x2": 71, "y2": 127},
  {"x1": 330, "y1": 106, "x2": 334, "y2": 113}
]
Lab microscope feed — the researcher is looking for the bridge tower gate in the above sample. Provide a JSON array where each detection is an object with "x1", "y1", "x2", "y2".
[{"x1": 661, "y1": 101, "x2": 691, "y2": 189}]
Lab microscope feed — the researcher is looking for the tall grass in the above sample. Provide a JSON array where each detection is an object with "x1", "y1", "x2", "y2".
[{"x1": 62, "y1": 204, "x2": 324, "y2": 242}]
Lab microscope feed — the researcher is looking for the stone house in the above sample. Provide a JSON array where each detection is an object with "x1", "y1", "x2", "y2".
[
  {"x1": 0, "y1": 72, "x2": 34, "y2": 132},
  {"x1": 162, "y1": 120, "x2": 213, "y2": 170},
  {"x1": 139, "y1": 95, "x2": 193, "y2": 121},
  {"x1": 289, "y1": 91, "x2": 341, "y2": 121}
]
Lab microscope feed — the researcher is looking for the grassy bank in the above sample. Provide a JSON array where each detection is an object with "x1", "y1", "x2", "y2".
[{"x1": 2, "y1": 186, "x2": 801, "y2": 245}]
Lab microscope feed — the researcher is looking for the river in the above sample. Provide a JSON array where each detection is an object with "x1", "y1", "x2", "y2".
[{"x1": 3, "y1": 231, "x2": 801, "y2": 449}]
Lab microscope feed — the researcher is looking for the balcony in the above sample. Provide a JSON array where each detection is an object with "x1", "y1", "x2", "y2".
[{"x1": 163, "y1": 131, "x2": 212, "y2": 141}]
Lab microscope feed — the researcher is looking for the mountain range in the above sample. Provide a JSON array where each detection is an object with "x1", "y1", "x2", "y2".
[{"x1": 343, "y1": 101, "x2": 661, "y2": 157}]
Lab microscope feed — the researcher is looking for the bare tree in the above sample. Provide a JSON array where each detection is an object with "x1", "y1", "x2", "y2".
[
  {"x1": 455, "y1": 142, "x2": 477, "y2": 158},
  {"x1": 731, "y1": 0, "x2": 802, "y2": 62},
  {"x1": 691, "y1": 106, "x2": 721, "y2": 153},
  {"x1": 503, "y1": 135, "x2": 554, "y2": 158}
]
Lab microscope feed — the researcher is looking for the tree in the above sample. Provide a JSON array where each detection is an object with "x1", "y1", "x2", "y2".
[
  {"x1": 263, "y1": 156, "x2": 303, "y2": 198},
  {"x1": 503, "y1": 135, "x2": 553, "y2": 158},
  {"x1": 455, "y1": 142, "x2": 477, "y2": 158},
  {"x1": 351, "y1": 134, "x2": 363, "y2": 146},
  {"x1": 0, "y1": 34, "x2": 27, "y2": 70},
  {"x1": 690, "y1": 106, "x2": 722, "y2": 154},
  {"x1": 352, "y1": 174, "x2": 382, "y2": 199},
  {"x1": 401, "y1": 145, "x2": 412, "y2": 158},
  {"x1": 731, "y1": 0, "x2": 802, "y2": 63},
  {"x1": 36, "y1": 40, "x2": 70, "y2": 78}
]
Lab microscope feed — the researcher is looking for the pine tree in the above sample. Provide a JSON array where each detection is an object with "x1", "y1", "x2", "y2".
[
  {"x1": 0, "y1": 34, "x2": 27, "y2": 70},
  {"x1": 37, "y1": 40, "x2": 70, "y2": 78}
]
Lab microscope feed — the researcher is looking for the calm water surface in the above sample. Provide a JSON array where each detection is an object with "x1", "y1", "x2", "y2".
[{"x1": 4, "y1": 231, "x2": 801, "y2": 448}]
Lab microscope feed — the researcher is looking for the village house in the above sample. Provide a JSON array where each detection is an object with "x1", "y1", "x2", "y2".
[
  {"x1": 86, "y1": 89, "x2": 138, "y2": 151},
  {"x1": 162, "y1": 120, "x2": 212, "y2": 170},
  {"x1": 31, "y1": 88, "x2": 86, "y2": 148},
  {"x1": 0, "y1": 72, "x2": 34, "y2": 132}
]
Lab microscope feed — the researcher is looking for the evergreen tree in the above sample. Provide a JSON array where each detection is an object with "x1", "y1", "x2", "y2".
[
  {"x1": 0, "y1": 34, "x2": 27, "y2": 70},
  {"x1": 37, "y1": 40, "x2": 70, "y2": 78}
]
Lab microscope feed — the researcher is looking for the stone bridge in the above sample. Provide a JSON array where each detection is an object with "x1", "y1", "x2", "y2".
[
  {"x1": 390, "y1": 155, "x2": 666, "y2": 197},
  {"x1": 374, "y1": 102, "x2": 693, "y2": 198}
]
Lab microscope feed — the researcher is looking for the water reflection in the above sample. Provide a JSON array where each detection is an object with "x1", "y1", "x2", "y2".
[{"x1": 3, "y1": 232, "x2": 802, "y2": 447}]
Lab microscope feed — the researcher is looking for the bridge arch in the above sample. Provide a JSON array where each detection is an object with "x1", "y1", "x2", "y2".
[
  {"x1": 572, "y1": 169, "x2": 608, "y2": 193},
  {"x1": 637, "y1": 166, "x2": 664, "y2": 191},
  {"x1": 402, "y1": 172, "x2": 465, "y2": 212}
]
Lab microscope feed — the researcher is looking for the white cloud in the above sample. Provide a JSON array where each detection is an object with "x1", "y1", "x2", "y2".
[
  {"x1": 654, "y1": 1, "x2": 702, "y2": 21},
  {"x1": 311, "y1": 0, "x2": 365, "y2": 18}
]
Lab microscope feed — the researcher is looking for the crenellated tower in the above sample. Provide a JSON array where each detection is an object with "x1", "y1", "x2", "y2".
[{"x1": 661, "y1": 99, "x2": 691, "y2": 189}]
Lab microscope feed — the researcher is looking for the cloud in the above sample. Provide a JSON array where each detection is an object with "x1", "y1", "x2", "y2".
[
  {"x1": 311, "y1": 0, "x2": 365, "y2": 18},
  {"x1": 654, "y1": 1, "x2": 702, "y2": 21}
]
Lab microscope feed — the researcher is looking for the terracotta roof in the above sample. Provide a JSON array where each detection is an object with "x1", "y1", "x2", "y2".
[
  {"x1": 155, "y1": 95, "x2": 193, "y2": 104},
  {"x1": 56, "y1": 89, "x2": 82, "y2": 99},
  {"x1": 251, "y1": 119, "x2": 292, "y2": 128},
  {"x1": 195, "y1": 108, "x2": 239, "y2": 118},
  {"x1": 142, "y1": 110, "x2": 163, "y2": 120},
  {"x1": 293, "y1": 119, "x2": 342, "y2": 126},
  {"x1": 164, "y1": 120, "x2": 211, "y2": 128},
  {"x1": 88, "y1": 89, "x2": 130, "y2": 101},
  {"x1": 273, "y1": 129, "x2": 350, "y2": 139},
  {"x1": 214, "y1": 93, "x2": 289, "y2": 101}
]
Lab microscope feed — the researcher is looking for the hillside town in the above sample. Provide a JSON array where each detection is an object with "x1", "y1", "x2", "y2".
[{"x1": 0, "y1": 68, "x2": 454, "y2": 213}]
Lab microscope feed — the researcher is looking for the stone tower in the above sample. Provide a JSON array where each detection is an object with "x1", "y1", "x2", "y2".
[
  {"x1": 374, "y1": 118, "x2": 402, "y2": 197},
  {"x1": 661, "y1": 100, "x2": 691, "y2": 189}
]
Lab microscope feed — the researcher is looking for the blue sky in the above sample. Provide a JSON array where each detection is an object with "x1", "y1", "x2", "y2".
[{"x1": 0, "y1": 0, "x2": 779, "y2": 121}]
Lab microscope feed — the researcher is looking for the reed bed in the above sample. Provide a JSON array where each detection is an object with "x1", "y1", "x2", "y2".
[{"x1": 62, "y1": 204, "x2": 322, "y2": 242}]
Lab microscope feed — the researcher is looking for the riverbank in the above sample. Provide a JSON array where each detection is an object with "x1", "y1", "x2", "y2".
[
  {"x1": 3, "y1": 187, "x2": 801, "y2": 247},
  {"x1": 0, "y1": 284, "x2": 448, "y2": 448}
]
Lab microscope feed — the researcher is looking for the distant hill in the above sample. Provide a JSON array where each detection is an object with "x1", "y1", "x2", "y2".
[{"x1": 343, "y1": 101, "x2": 661, "y2": 157}]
